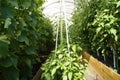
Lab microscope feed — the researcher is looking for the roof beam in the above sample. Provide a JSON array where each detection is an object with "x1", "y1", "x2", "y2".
[{"x1": 43, "y1": 0, "x2": 74, "y2": 8}]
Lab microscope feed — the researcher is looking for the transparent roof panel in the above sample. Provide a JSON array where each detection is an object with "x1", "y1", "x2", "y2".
[{"x1": 43, "y1": 0, "x2": 75, "y2": 20}]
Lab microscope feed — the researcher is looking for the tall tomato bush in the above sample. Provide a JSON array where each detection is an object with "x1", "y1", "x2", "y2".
[
  {"x1": 0, "y1": 0, "x2": 53, "y2": 80},
  {"x1": 70, "y1": 0, "x2": 120, "y2": 72}
]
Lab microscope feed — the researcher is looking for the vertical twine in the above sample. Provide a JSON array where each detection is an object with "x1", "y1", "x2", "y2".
[{"x1": 62, "y1": 0, "x2": 70, "y2": 55}]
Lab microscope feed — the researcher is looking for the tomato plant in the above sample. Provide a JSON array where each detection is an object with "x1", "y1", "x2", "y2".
[
  {"x1": 70, "y1": 0, "x2": 120, "y2": 73},
  {"x1": 41, "y1": 44, "x2": 87, "y2": 80},
  {"x1": 0, "y1": 0, "x2": 54, "y2": 80}
]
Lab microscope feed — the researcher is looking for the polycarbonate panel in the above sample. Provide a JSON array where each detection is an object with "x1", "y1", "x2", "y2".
[{"x1": 43, "y1": 0, "x2": 74, "y2": 20}]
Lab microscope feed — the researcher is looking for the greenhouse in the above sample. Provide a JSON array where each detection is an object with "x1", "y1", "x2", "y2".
[{"x1": 0, "y1": 0, "x2": 120, "y2": 80}]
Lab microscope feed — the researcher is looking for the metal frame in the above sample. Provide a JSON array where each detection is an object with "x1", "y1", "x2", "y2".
[{"x1": 43, "y1": 0, "x2": 74, "y2": 20}]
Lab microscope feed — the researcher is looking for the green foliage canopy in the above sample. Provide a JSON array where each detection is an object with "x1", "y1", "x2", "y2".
[{"x1": 0, "y1": 0, "x2": 54, "y2": 80}]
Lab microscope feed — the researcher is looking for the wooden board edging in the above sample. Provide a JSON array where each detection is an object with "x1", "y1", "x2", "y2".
[
  {"x1": 32, "y1": 68, "x2": 42, "y2": 80},
  {"x1": 83, "y1": 52, "x2": 120, "y2": 80}
]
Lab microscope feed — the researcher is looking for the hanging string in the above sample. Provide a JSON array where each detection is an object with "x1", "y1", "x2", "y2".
[
  {"x1": 55, "y1": 17, "x2": 60, "y2": 54},
  {"x1": 62, "y1": 0, "x2": 70, "y2": 55},
  {"x1": 55, "y1": 0, "x2": 62, "y2": 54},
  {"x1": 55, "y1": 0, "x2": 70, "y2": 56},
  {"x1": 60, "y1": 0, "x2": 63, "y2": 42}
]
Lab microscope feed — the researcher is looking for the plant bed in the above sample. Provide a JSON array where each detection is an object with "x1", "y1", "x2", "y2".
[
  {"x1": 33, "y1": 51, "x2": 120, "y2": 80},
  {"x1": 33, "y1": 44, "x2": 88, "y2": 80}
]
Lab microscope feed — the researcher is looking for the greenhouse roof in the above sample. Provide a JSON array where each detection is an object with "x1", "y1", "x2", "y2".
[{"x1": 43, "y1": 0, "x2": 75, "y2": 21}]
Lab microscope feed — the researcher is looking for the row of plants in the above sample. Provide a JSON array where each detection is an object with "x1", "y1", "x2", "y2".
[
  {"x1": 41, "y1": 11, "x2": 88, "y2": 79},
  {"x1": 41, "y1": 43, "x2": 87, "y2": 80},
  {"x1": 70, "y1": 0, "x2": 120, "y2": 73},
  {"x1": 0, "y1": 0, "x2": 54, "y2": 80}
]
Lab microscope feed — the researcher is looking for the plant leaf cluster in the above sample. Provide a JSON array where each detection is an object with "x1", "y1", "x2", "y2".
[
  {"x1": 41, "y1": 44, "x2": 87, "y2": 80},
  {"x1": 0, "y1": 0, "x2": 54, "y2": 80},
  {"x1": 70, "y1": 0, "x2": 120, "y2": 72}
]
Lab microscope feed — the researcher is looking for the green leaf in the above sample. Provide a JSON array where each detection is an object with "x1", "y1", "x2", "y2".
[
  {"x1": 56, "y1": 50, "x2": 62, "y2": 54},
  {"x1": 110, "y1": 28, "x2": 117, "y2": 41},
  {"x1": 51, "y1": 66, "x2": 60, "y2": 76},
  {"x1": 0, "y1": 57, "x2": 12, "y2": 67},
  {"x1": 58, "y1": 54, "x2": 63, "y2": 59},
  {"x1": 25, "y1": 46, "x2": 35, "y2": 55},
  {"x1": 16, "y1": 30, "x2": 22, "y2": 37},
  {"x1": 10, "y1": 54, "x2": 18, "y2": 67},
  {"x1": 45, "y1": 73, "x2": 51, "y2": 80},
  {"x1": 0, "y1": 35, "x2": 7, "y2": 40},
  {"x1": 10, "y1": 39, "x2": 19, "y2": 50},
  {"x1": 110, "y1": 28, "x2": 116, "y2": 35},
  {"x1": 51, "y1": 67, "x2": 57, "y2": 76},
  {"x1": 20, "y1": 65, "x2": 32, "y2": 78},
  {"x1": 77, "y1": 46, "x2": 82, "y2": 51},
  {"x1": 34, "y1": 0, "x2": 43, "y2": 6},
  {"x1": 24, "y1": 58, "x2": 31, "y2": 68},
  {"x1": 74, "y1": 63, "x2": 79, "y2": 68},
  {"x1": 64, "y1": 62, "x2": 70, "y2": 66},
  {"x1": 18, "y1": 33, "x2": 29, "y2": 45},
  {"x1": 0, "y1": 41, "x2": 9, "y2": 58},
  {"x1": 118, "y1": 57, "x2": 120, "y2": 60},
  {"x1": 115, "y1": 36, "x2": 118, "y2": 41},
  {"x1": 19, "y1": 17, "x2": 27, "y2": 26},
  {"x1": 8, "y1": 21, "x2": 16, "y2": 36},
  {"x1": 4, "y1": 18, "x2": 11, "y2": 28},
  {"x1": 101, "y1": 49, "x2": 105, "y2": 54},
  {"x1": 72, "y1": 45, "x2": 76, "y2": 52},
  {"x1": 0, "y1": 54, "x2": 17, "y2": 67},
  {"x1": 96, "y1": 27, "x2": 102, "y2": 34},
  {"x1": 1, "y1": 7, "x2": 15, "y2": 18},
  {"x1": 63, "y1": 75, "x2": 67, "y2": 80},
  {"x1": 3, "y1": 67, "x2": 19, "y2": 80},
  {"x1": 29, "y1": 17, "x2": 37, "y2": 27},
  {"x1": 117, "y1": 1, "x2": 120, "y2": 8},
  {"x1": 51, "y1": 61, "x2": 56, "y2": 65},
  {"x1": 0, "y1": 35, "x2": 10, "y2": 44},
  {"x1": 68, "y1": 72, "x2": 72, "y2": 80},
  {"x1": 8, "y1": 0, "x2": 19, "y2": 9},
  {"x1": 22, "y1": 0, "x2": 31, "y2": 9}
]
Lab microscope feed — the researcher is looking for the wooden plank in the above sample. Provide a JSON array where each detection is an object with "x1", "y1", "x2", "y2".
[
  {"x1": 83, "y1": 52, "x2": 120, "y2": 80},
  {"x1": 88, "y1": 56, "x2": 104, "y2": 80},
  {"x1": 32, "y1": 68, "x2": 42, "y2": 80}
]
